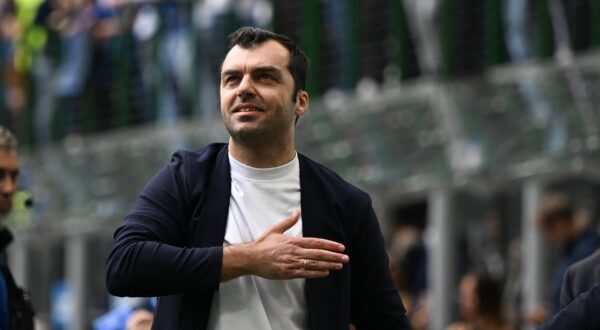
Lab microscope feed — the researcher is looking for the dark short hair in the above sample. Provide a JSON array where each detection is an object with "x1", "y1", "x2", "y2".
[
  {"x1": 226, "y1": 26, "x2": 309, "y2": 100},
  {"x1": 0, "y1": 125, "x2": 17, "y2": 151},
  {"x1": 473, "y1": 273, "x2": 504, "y2": 322}
]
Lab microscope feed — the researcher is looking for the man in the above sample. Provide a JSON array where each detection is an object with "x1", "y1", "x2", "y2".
[
  {"x1": 0, "y1": 125, "x2": 34, "y2": 329},
  {"x1": 535, "y1": 194, "x2": 599, "y2": 310},
  {"x1": 526, "y1": 193, "x2": 599, "y2": 326},
  {"x1": 559, "y1": 248, "x2": 600, "y2": 308},
  {"x1": 106, "y1": 27, "x2": 410, "y2": 329}
]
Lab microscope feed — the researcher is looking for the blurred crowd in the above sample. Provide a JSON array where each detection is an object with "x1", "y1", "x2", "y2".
[
  {"x1": 1, "y1": 0, "x2": 597, "y2": 147},
  {"x1": 0, "y1": 0, "x2": 598, "y2": 329},
  {"x1": 0, "y1": 0, "x2": 275, "y2": 145},
  {"x1": 385, "y1": 189, "x2": 600, "y2": 330}
]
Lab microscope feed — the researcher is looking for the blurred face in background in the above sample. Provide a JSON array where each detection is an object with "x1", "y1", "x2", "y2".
[
  {"x1": 458, "y1": 274, "x2": 479, "y2": 321},
  {"x1": 0, "y1": 148, "x2": 18, "y2": 217},
  {"x1": 541, "y1": 218, "x2": 572, "y2": 245}
]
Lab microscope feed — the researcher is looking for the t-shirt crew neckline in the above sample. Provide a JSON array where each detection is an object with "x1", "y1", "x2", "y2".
[{"x1": 228, "y1": 152, "x2": 299, "y2": 182}]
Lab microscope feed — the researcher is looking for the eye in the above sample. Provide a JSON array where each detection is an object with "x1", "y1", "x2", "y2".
[
  {"x1": 0, "y1": 169, "x2": 17, "y2": 181},
  {"x1": 259, "y1": 73, "x2": 274, "y2": 81},
  {"x1": 223, "y1": 75, "x2": 240, "y2": 85}
]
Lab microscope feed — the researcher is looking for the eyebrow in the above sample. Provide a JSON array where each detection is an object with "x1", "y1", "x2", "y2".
[
  {"x1": 253, "y1": 66, "x2": 282, "y2": 76},
  {"x1": 221, "y1": 66, "x2": 283, "y2": 79}
]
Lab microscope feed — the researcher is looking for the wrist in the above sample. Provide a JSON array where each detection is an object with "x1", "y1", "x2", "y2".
[{"x1": 221, "y1": 244, "x2": 253, "y2": 281}]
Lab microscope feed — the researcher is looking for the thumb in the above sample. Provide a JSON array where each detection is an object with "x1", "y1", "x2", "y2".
[{"x1": 268, "y1": 209, "x2": 301, "y2": 234}]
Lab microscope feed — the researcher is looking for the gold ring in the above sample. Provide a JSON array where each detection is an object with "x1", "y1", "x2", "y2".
[{"x1": 303, "y1": 259, "x2": 308, "y2": 270}]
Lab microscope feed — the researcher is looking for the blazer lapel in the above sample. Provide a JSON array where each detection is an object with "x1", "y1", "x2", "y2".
[
  {"x1": 190, "y1": 146, "x2": 231, "y2": 247},
  {"x1": 299, "y1": 156, "x2": 323, "y2": 245},
  {"x1": 182, "y1": 146, "x2": 231, "y2": 330},
  {"x1": 299, "y1": 155, "x2": 350, "y2": 330}
]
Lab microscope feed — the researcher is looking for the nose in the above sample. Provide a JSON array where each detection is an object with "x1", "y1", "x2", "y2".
[
  {"x1": 0, "y1": 174, "x2": 16, "y2": 197},
  {"x1": 236, "y1": 74, "x2": 256, "y2": 99}
]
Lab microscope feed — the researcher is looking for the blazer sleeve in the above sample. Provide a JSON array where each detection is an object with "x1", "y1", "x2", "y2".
[
  {"x1": 105, "y1": 151, "x2": 223, "y2": 297},
  {"x1": 540, "y1": 283, "x2": 600, "y2": 330},
  {"x1": 349, "y1": 198, "x2": 411, "y2": 329},
  {"x1": 559, "y1": 265, "x2": 576, "y2": 309}
]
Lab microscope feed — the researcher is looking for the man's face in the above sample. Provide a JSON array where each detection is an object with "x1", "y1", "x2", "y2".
[
  {"x1": 458, "y1": 274, "x2": 479, "y2": 320},
  {"x1": 541, "y1": 219, "x2": 571, "y2": 245},
  {"x1": 0, "y1": 148, "x2": 18, "y2": 216},
  {"x1": 220, "y1": 40, "x2": 308, "y2": 143}
]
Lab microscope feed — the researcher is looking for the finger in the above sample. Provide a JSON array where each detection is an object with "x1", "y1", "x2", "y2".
[
  {"x1": 302, "y1": 270, "x2": 330, "y2": 278},
  {"x1": 301, "y1": 258, "x2": 345, "y2": 271},
  {"x1": 302, "y1": 249, "x2": 349, "y2": 264},
  {"x1": 267, "y1": 209, "x2": 301, "y2": 234},
  {"x1": 290, "y1": 269, "x2": 330, "y2": 279},
  {"x1": 296, "y1": 237, "x2": 346, "y2": 253}
]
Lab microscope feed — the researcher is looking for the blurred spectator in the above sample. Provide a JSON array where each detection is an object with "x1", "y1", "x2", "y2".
[
  {"x1": 464, "y1": 211, "x2": 507, "y2": 282},
  {"x1": 537, "y1": 193, "x2": 599, "y2": 308},
  {"x1": 125, "y1": 309, "x2": 152, "y2": 330},
  {"x1": 388, "y1": 201, "x2": 428, "y2": 303},
  {"x1": 0, "y1": 0, "x2": 25, "y2": 133},
  {"x1": 0, "y1": 125, "x2": 35, "y2": 328},
  {"x1": 525, "y1": 193, "x2": 599, "y2": 325},
  {"x1": 388, "y1": 201, "x2": 429, "y2": 329},
  {"x1": 32, "y1": 0, "x2": 58, "y2": 145},
  {"x1": 388, "y1": 251, "x2": 429, "y2": 330},
  {"x1": 156, "y1": 1, "x2": 192, "y2": 127},
  {"x1": 193, "y1": 0, "x2": 232, "y2": 118},
  {"x1": 51, "y1": 0, "x2": 93, "y2": 135},
  {"x1": 447, "y1": 272, "x2": 512, "y2": 330},
  {"x1": 87, "y1": 1, "x2": 125, "y2": 131},
  {"x1": 2, "y1": 0, "x2": 50, "y2": 140},
  {"x1": 388, "y1": 252, "x2": 412, "y2": 314},
  {"x1": 93, "y1": 297, "x2": 155, "y2": 330},
  {"x1": 131, "y1": 3, "x2": 159, "y2": 121}
]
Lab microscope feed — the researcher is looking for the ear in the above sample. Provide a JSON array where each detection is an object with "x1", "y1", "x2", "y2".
[{"x1": 294, "y1": 90, "x2": 309, "y2": 117}]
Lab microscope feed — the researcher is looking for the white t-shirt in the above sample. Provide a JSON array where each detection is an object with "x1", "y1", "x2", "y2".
[{"x1": 206, "y1": 153, "x2": 308, "y2": 330}]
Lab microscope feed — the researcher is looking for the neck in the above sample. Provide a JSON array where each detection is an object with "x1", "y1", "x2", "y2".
[{"x1": 228, "y1": 136, "x2": 296, "y2": 168}]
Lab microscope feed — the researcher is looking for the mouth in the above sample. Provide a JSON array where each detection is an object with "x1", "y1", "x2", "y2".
[
  {"x1": 0, "y1": 200, "x2": 11, "y2": 212},
  {"x1": 232, "y1": 103, "x2": 263, "y2": 113}
]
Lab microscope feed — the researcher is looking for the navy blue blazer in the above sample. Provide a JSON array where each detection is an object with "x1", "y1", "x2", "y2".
[
  {"x1": 106, "y1": 143, "x2": 409, "y2": 329},
  {"x1": 560, "y1": 251, "x2": 600, "y2": 308},
  {"x1": 540, "y1": 283, "x2": 600, "y2": 330}
]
